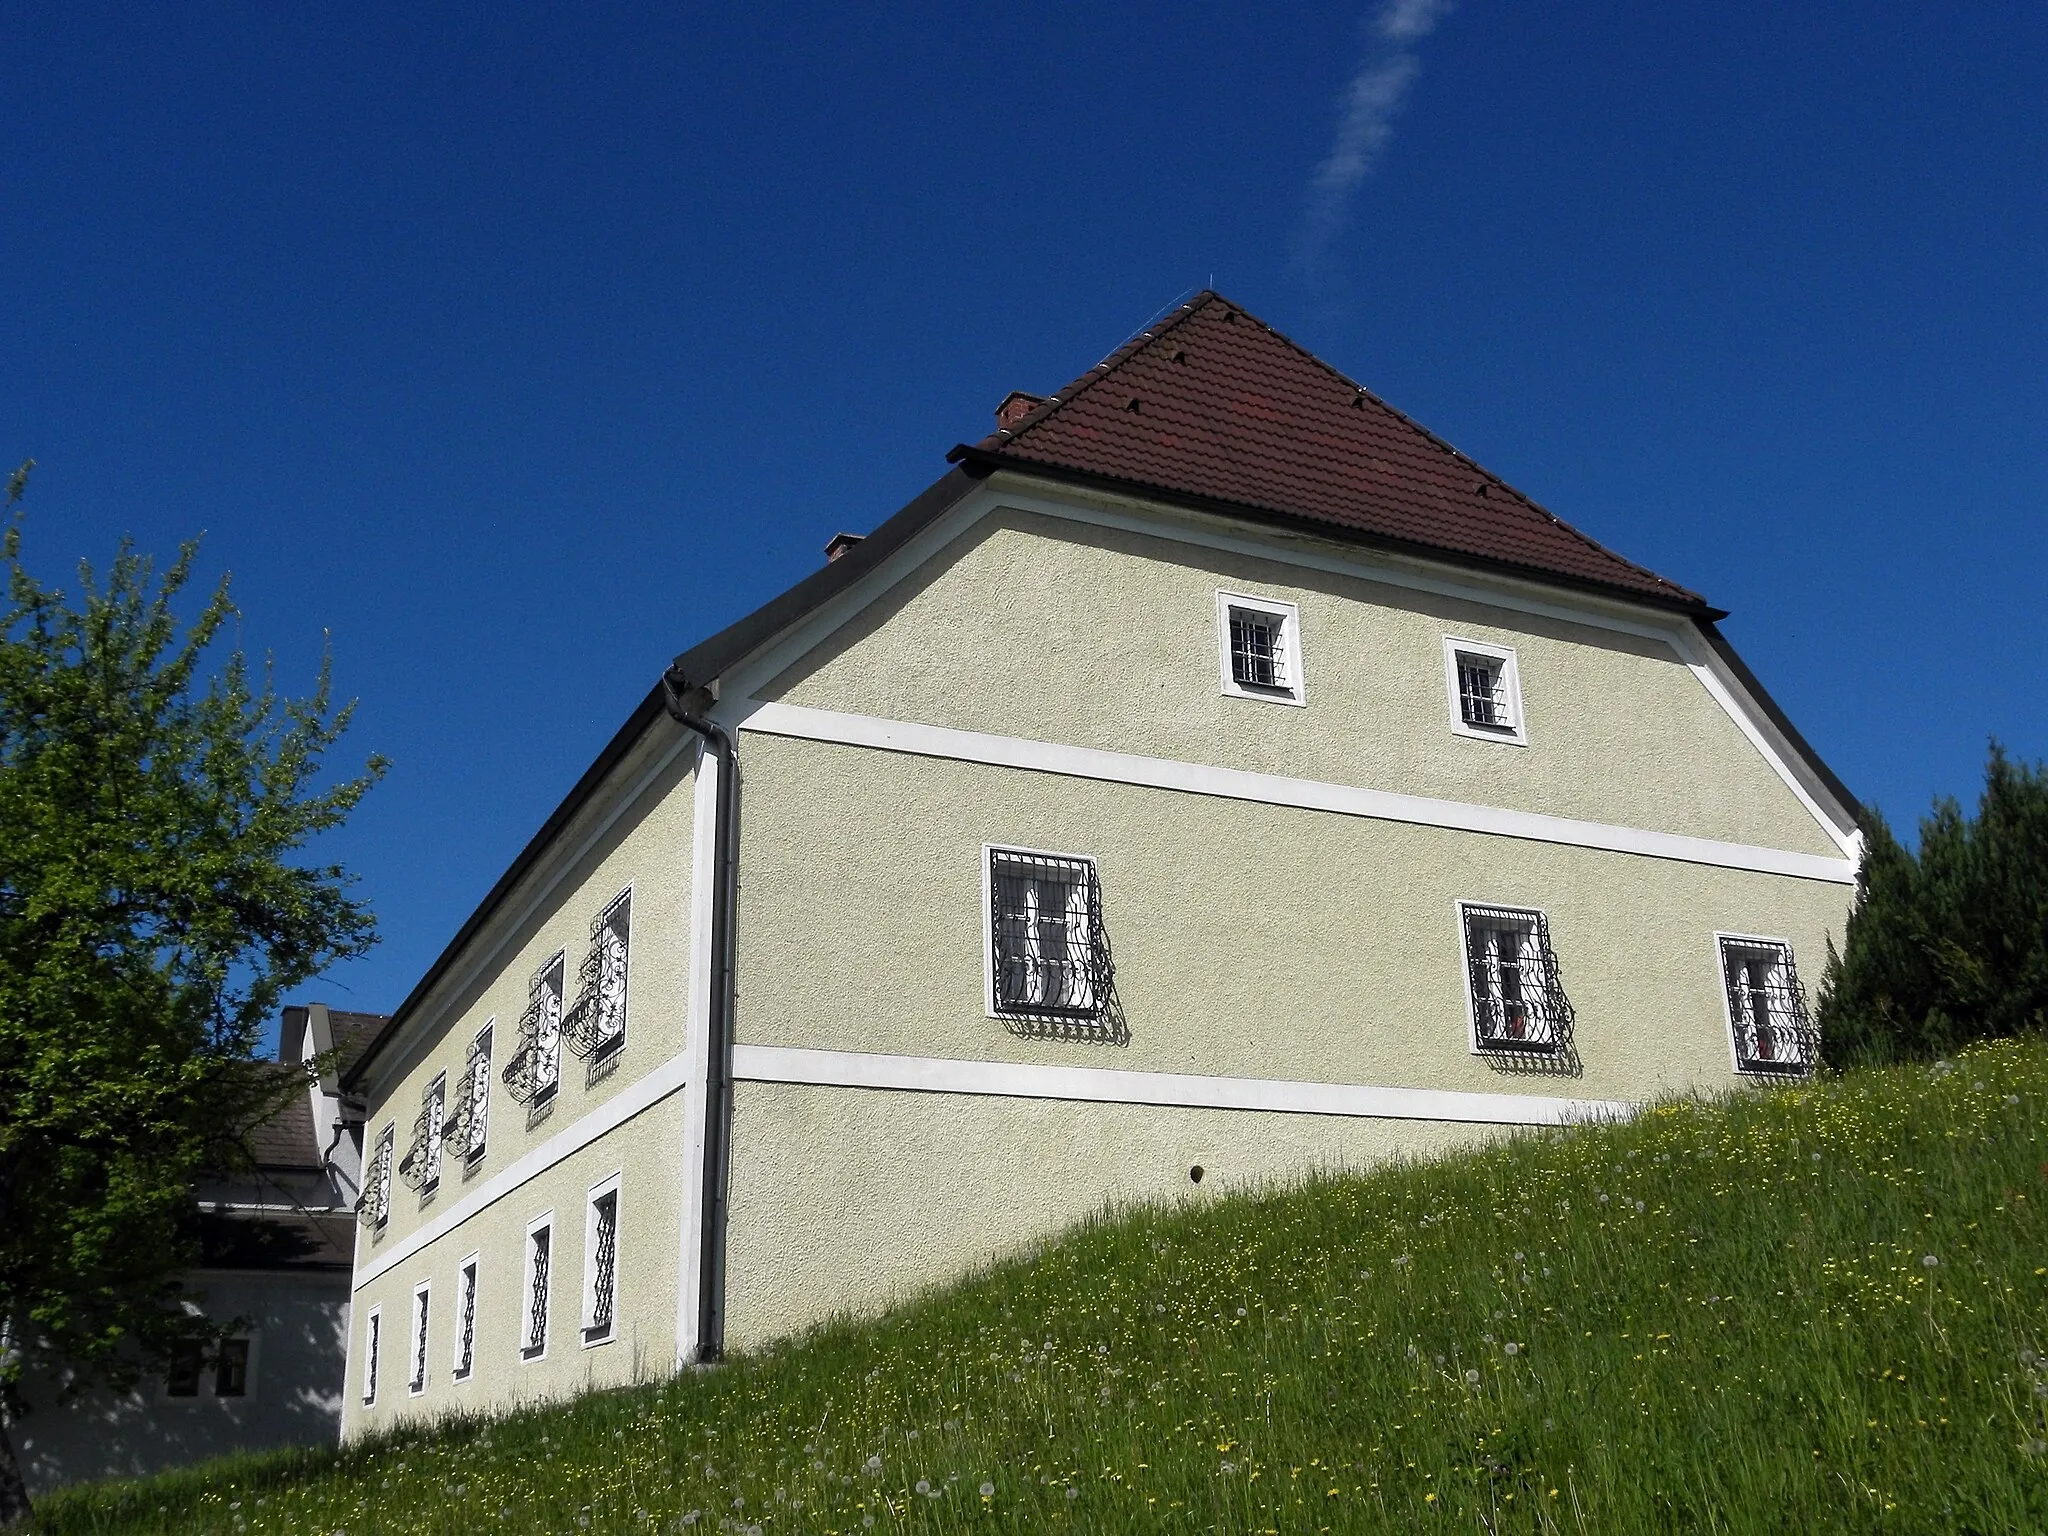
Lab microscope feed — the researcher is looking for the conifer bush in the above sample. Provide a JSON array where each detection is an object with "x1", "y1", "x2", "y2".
[{"x1": 1821, "y1": 744, "x2": 2048, "y2": 1067}]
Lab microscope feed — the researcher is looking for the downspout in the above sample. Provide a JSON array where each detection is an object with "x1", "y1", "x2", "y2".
[{"x1": 662, "y1": 667, "x2": 738, "y2": 1362}]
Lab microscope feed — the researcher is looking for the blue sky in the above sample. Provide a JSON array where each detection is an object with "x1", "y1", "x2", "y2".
[{"x1": 8, "y1": 2, "x2": 2045, "y2": 1027}]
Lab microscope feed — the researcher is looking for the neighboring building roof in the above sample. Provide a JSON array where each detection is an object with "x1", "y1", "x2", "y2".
[
  {"x1": 949, "y1": 291, "x2": 1705, "y2": 609},
  {"x1": 241, "y1": 1080, "x2": 324, "y2": 1171},
  {"x1": 279, "y1": 1004, "x2": 389, "y2": 1079},
  {"x1": 344, "y1": 293, "x2": 1857, "y2": 1094},
  {"x1": 194, "y1": 1209, "x2": 353, "y2": 1272}
]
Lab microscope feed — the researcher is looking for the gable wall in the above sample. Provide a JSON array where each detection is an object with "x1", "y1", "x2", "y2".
[{"x1": 753, "y1": 496, "x2": 1843, "y2": 860}]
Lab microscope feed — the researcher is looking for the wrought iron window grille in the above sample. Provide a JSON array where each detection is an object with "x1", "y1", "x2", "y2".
[
  {"x1": 1228, "y1": 608, "x2": 1289, "y2": 692},
  {"x1": 397, "y1": 1075, "x2": 446, "y2": 1194},
  {"x1": 362, "y1": 1309, "x2": 381, "y2": 1406},
  {"x1": 564, "y1": 893, "x2": 631, "y2": 1064},
  {"x1": 988, "y1": 849, "x2": 1126, "y2": 1044},
  {"x1": 501, "y1": 955, "x2": 566, "y2": 1108},
  {"x1": 1462, "y1": 905, "x2": 1575, "y2": 1056},
  {"x1": 408, "y1": 1289, "x2": 430, "y2": 1396},
  {"x1": 454, "y1": 1262, "x2": 478, "y2": 1381},
  {"x1": 1720, "y1": 938, "x2": 1817, "y2": 1075},
  {"x1": 584, "y1": 1191, "x2": 618, "y2": 1343},
  {"x1": 1456, "y1": 654, "x2": 1511, "y2": 730},
  {"x1": 522, "y1": 1227, "x2": 551, "y2": 1360},
  {"x1": 358, "y1": 1125, "x2": 395, "y2": 1230},
  {"x1": 444, "y1": 1027, "x2": 491, "y2": 1166}
]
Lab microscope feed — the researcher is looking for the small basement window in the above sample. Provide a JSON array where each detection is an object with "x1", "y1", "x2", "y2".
[
  {"x1": 361, "y1": 1306, "x2": 381, "y2": 1406},
  {"x1": 583, "y1": 1177, "x2": 621, "y2": 1346},
  {"x1": 1443, "y1": 637, "x2": 1526, "y2": 743},
  {"x1": 1718, "y1": 936, "x2": 1816, "y2": 1075},
  {"x1": 408, "y1": 1282, "x2": 431, "y2": 1397},
  {"x1": 453, "y1": 1254, "x2": 480, "y2": 1381},
  {"x1": 987, "y1": 847, "x2": 1112, "y2": 1020},
  {"x1": 1460, "y1": 903, "x2": 1575, "y2": 1054},
  {"x1": 1217, "y1": 592, "x2": 1305, "y2": 705}
]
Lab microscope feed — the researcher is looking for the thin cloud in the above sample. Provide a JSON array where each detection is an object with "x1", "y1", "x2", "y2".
[{"x1": 1294, "y1": 0, "x2": 1457, "y2": 274}]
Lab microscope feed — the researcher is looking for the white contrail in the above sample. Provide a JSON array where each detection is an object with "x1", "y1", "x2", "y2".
[{"x1": 1295, "y1": 0, "x2": 1457, "y2": 272}]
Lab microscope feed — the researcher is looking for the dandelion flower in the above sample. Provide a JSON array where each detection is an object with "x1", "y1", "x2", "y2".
[
  {"x1": 915, "y1": 1480, "x2": 931, "y2": 1496},
  {"x1": 1465, "y1": 1369, "x2": 1482, "y2": 1385},
  {"x1": 1066, "y1": 1487, "x2": 1081, "y2": 1500},
  {"x1": 979, "y1": 1482, "x2": 995, "y2": 1498},
  {"x1": 1922, "y1": 1254, "x2": 1939, "y2": 1269},
  {"x1": 1505, "y1": 1342, "x2": 1521, "y2": 1356}
]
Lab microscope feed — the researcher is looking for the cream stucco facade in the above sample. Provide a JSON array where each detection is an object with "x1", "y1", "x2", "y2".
[{"x1": 341, "y1": 471, "x2": 1858, "y2": 1439}]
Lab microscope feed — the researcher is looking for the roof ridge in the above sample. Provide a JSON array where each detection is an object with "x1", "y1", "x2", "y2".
[{"x1": 987, "y1": 291, "x2": 1222, "y2": 450}]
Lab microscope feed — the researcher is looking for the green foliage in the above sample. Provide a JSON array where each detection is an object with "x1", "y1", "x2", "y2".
[
  {"x1": 41, "y1": 1040, "x2": 2048, "y2": 1535},
  {"x1": 0, "y1": 469, "x2": 385, "y2": 1418},
  {"x1": 1822, "y1": 745, "x2": 2048, "y2": 1068}
]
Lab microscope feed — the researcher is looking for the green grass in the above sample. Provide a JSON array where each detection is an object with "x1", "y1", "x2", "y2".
[{"x1": 41, "y1": 1040, "x2": 2048, "y2": 1535}]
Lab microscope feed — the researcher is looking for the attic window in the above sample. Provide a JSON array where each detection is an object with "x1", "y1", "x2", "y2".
[
  {"x1": 1217, "y1": 592, "x2": 1304, "y2": 706},
  {"x1": 1460, "y1": 904, "x2": 1575, "y2": 1055},
  {"x1": 1444, "y1": 637, "x2": 1525, "y2": 744},
  {"x1": 1718, "y1": 936, "x2": 1816, "y2": 1075}
]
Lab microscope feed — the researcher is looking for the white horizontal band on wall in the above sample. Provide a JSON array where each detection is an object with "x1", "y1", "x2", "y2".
[
  {"x1": 734, "y1": 701, "x2": 1857, "y2": 885},
  {"x1": 352, "y1": 1052, "x2": 691, "y2": 1293},
  {"x1": 732, "y1": 1044, "x2": 1635, "y2": 1127}
]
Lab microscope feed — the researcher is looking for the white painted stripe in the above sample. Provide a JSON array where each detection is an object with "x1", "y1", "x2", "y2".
[
  {"x1": 351, "y1": 1052, "x2": 691, "y2": 1293},
  {"x1": 735, "y1": 701, "x2": 1857, "y2": 884},
  {"x1": 732, "y1": 1044, "x2": 1633, "y2": 1126}
]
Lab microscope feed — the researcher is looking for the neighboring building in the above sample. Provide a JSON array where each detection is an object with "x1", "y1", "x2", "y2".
[
  {"x1": 14, "y1": 1005, "x2": 385, "y2": 1493},
  {"x1": 338, "y1": 293, "x2": 1860, "y2": 1435}
]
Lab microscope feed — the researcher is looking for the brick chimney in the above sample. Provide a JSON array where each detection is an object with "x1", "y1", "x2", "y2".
[
  {"x1": 995, "y1": 390, "x2": 1047, "y2": 431},
  {"x1": 823, "y1": 532, "x2": 864, "y2": 563}
]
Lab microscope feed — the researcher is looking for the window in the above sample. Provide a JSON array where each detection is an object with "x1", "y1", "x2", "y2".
[
  {"x1": 214, "y1": 1337, "x2": 251, "y2": 1398},
  {"x1": 583, "y1": 1176, "x2": 621, "y2": 1346},
  {"x1": 565, "y1": 891, "x2": 631, "y2": 1065},
  {"x1": 450, "y1": 1023, "x2": 493, "y2": 1166},
  {"x1": 1460, "y1": 903, "x2": 1575, "y2": 1054},
  {"x1": 986, "y1": 847, "x2": 1112, "y2": 1020},
  {"x1": 453, "y1": 1254, "x2": 480, "y2": 1381},
  {"x1": 361, "y1": 1306, "x2": 382, "y2": 1406},
  {"x1": 398, "y1": 1074, "x2": 446, "y2": 1196},
  {"x1": 1443, "y1": 637, "x2": 1526, "y2": 744},
  {"x1": 1217, "y1": 591, "x2": 1305, "y2": 705},
  {"x1": 360, "y1": 1123, "x2": 395, "y2": 1232},
  {"x1": 165, "y1": 1339, "x2": 203, "y2": 1398},
  {"x1": 502, "y1": 954, "x2": 566, "y2": 1108},
  {"x1": 521, "y1": 1214, "x2": 553, "y2": 1361},
  {"x1": 408, "y1": 1282, "x2": 431, "y2": 1396},
  {"x1": 1718, "y1": 936, "x2": 1816, "y2": 1075}
]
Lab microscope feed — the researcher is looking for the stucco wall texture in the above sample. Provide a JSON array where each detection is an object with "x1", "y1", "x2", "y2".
[
  {"x1": 343, "y1": 1093, "x2": 685, "y2": 1438},
  {"x1": 732, "y1": 734, "x2": 1851, "y2": 1105},
  {"x1": 356, "y1": 734, "x2": 696, "y2": 1263},
  {"x1": 757, "y1": 503, "x2": 1841, "y2": 859},
  {"x1": 723, "y1": 1084, "x2": 1494, "y2": 1349}
]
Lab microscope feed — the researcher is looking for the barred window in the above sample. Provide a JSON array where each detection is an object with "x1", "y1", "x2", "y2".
[
  {"x1": 989, "y1": 848, "x2": 1111, "y2": 1020},
  {"x1": 1719, "y1": 936, "x2": 1816, "y2": 1075},
  {"x1": 1218, "y1": 592, "x2": 1304, "y2": 704},
  {"x1": 214, "y1": 1338, "x2": 250, "y2": 1398},
  {"x1": 408, "y1": 1283, "x2": 431, "y2": 1397},
  {"x1": 453, "y1": 1256, "x2": 479, "y2": 1381},
  {"x1": 1445, "y1": 638, "x2": 1525, "y2": 743},
  {"x1": 447, "y1": 1024, "x2": 492, "y2": 1166},
  {"x1": 1461, "y1": 904, "x2": 1575, "y2": 1054},
  {"x1": 502, "y1": 954, "x2": 566, "y2": 1108},
  {"x1": 361, "y1": 1307, "x2": 381, "y2": 1406},
  {"x1": 583, "y1": 1182, "x2": 620, "y2": 1345},
  {"x1": 521, "y1": 1218, "x2": 552, "y2": 1360},
  {"x1": 398, "y1": 1074, "x2": 446, "y2": 1195},
  {"x1": 565, "y1": 892, "x2": 631, "y2": 1064},
  {"x1": 165, "y1": 1339, "x2": 203, "y2": 1398},
  {"x1": 360, "y1": 1123, "x2": 396, "y2": 1231}
]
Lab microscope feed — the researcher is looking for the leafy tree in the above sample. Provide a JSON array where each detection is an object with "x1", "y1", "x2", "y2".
[
  {"x1": 1821, "y1": 744, "x2": 2048, "y2": 1068},
  {"x1": 0, "y1": 465, "x2": 384, "y2": 1523}
]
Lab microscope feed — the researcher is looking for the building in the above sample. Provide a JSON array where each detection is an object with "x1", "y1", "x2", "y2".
[
  {"x1": 14, "y1": 1005, "x2": 384, "y2": 1492},
  {"x1": 338, "y1": 293, "x2": 1859, "y2": 1435}
]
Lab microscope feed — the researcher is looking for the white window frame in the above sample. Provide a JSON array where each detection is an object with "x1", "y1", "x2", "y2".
[
  {"x1": 1714, "y1": 932, "x2": 1813, "y2": 1076},
  {"x1": 981, "y1": 843, "x2": 1103, "y2": 1021},
  {"x1": 581, "y1": 1171, "x2": 623, "y2": 1348},
  {"x1": 407, "y1": 1281, "x2": 431, "y2": 1398},
  {"x1": 1216, "y1": 590, "x2": 1306, "y2": 706},
  {"x1": 1442, "y1": 635, "x2": 1527, "y2": 745},
  {"x1": 520, "y1": 1210, "x2": 554, "y2": 1363},
  {"x1": 360, "y1": 1305, "x2": 382, "y2": 1406},
  {"x1": 463, "y1": 1022, "x2": 493, "y2": 1165},
  {"x1": 1455, "y1": 900, "x2": 1557, "y2": 1055},
  {"x1": 452, "y1": 1251, "x2": 481, "y2": 1382}
]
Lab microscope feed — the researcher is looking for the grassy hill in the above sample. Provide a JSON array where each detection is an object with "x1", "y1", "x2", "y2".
[{"x1": 42, "y1": 1040, "x2": 2048, "y2": 1535}]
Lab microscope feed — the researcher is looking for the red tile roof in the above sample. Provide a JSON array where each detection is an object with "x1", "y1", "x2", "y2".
[{"x1": 952, "y1": 292, "x2": 1704, "y2": 609}]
